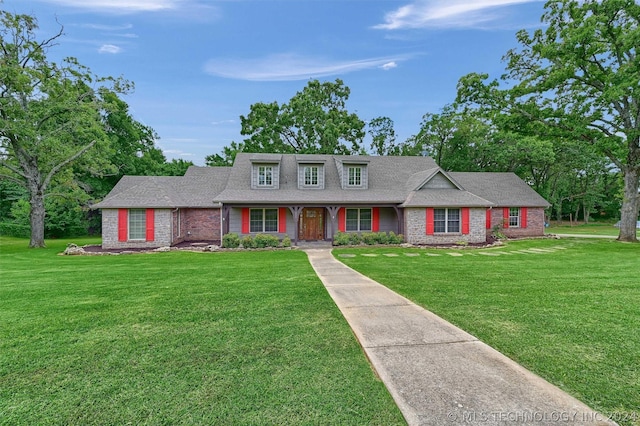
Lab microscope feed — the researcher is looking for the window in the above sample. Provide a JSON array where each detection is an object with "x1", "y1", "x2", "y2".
[
  {"x1": 258, "y1": 166, "x2": 273, "y2": 186},
  {"x1": 509, "y1": 207, "x2": 520, "y2": 227},
  {"x1": 304, "y1": 166, "x2": 318, "y2": 186},
  {"x1": 434, "y1": 208, "x2": 460, "y2": 233},
  {"x1": 250, "y1": 208, "x2": 278, "y2": 233},
  {"x1": 346, "y1": 208, "x2": 372, "y2": 232},
  {"x1": 348, "y1": 166, "x2": 362, "y2": 186},
  {"x1": 128, "y1": 209, "x2": 146, "y2": 240}
]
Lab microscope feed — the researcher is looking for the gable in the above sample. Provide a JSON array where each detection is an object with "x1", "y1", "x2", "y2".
[{"x1": 421, "y1": 172, "x2": 458, "y2": 189}]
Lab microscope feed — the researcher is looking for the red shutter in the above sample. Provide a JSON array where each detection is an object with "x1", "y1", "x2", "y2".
[
  {"x1": 486, "y1": 209, "x2": 492, "y2": 229},
  {"x1": 372, "y1": 207, "x2": 380, "y2": 232},
  {"x1": 145, "y1": 209, "x2": 155, "y2": 241},
  {"x1": 118, "y1": 209, "x2": 128, "y2": 242},
  {"x1": 503, "y1": 207, "x2": 510, "y2": 228},
  {"x1": 278, "y1": 208, "x2": 287, "y2": 233},
  {"x1": 242, "y1": 208, "x2": 250, "y2": 234},
  {"x1": 521, "y1": 207, "x2": 528, "y2": 228},
  {"x1": 462, "y1": 208, "x2": 470, "y2": 235},
  {"x1": 338, "y1": 208, "x2": 346, "y2": 232},
  {"x1": 426, "y1": 208, "x2": 434, "y2": 235}
]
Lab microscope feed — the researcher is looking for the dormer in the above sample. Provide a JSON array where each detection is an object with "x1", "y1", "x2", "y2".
[
  {"x1": 335, "y1": 158, "x2": 369, "y2": 189},
  {"x1": 250, "y1": 154, "x2": 281, "y2": 189},
  {"x1": 296, "y1": 155, "x2": 326, "y2": 189}
]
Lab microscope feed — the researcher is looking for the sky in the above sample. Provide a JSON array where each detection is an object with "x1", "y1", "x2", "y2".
[{"x1": 4, "y1": 0, "x2": 547, "y2": 165}]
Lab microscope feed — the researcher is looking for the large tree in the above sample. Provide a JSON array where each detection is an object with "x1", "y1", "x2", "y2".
[
  {"x1": 233, "y1": 79, "x2": 365, "y2": 156},
  {"x1": 0, "y1": 11, "x2": 126, "y2": 247},
  {"x1": 457, "y1": 0, "x2": 640, "y2": 241}
]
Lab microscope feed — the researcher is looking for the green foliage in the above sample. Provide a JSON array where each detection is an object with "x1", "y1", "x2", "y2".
[
  {"x1": 253, "y1": 233, "x2": 279, "y2": 248},
  {"x1": 281, "y1": 235, "x2": 292, "y2": 247},
  {"x1": 208, "y1": 79, "x2": 366, "y2": 160},
  {"x1": 334, "y1": 231, "x2": 402, "y2": 246},
  {"x1": 241, "y1": 234, "x2": 255, "y2": 248},
  {"x1": 222, "y1": 232, "x2": 240, "y2": 248}
]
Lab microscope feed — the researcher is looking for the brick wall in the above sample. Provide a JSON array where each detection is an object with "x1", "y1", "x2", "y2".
[
  {"x1": 404, "y1": 207, "x2": 486, "y2": 245},
  {"x1": 101, "y1": 208, "x2": 172, "y2": 249},
  {"x1": 488, "y1": 207, "x2": 546, "y2": 238},
  {"x1": 180, "y1": 208, "x2": 221, "y2": 242}
]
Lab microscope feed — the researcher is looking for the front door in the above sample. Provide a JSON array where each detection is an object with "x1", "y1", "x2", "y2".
[{"x1": 299, "y1": 208, "x2": 324, "y2": 241}]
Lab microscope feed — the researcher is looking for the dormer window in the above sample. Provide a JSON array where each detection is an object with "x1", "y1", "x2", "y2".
[
  {"x1": 258, "y1": 166, "x2": 273, "y2": 186},
  {"x1": 348, "y1": 166, "x2": 362, "y2": 187},
  {"x1": 304, "y1": 166, "x2": 319, "y2": 186}
]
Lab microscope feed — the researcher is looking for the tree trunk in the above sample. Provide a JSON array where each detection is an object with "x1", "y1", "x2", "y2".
[
  {"x1": 29, "y1": 188, "x2": 46, "y2": 248},
  {"x1": 618, "y1": 167, "x2": 639, "y2": 242}
]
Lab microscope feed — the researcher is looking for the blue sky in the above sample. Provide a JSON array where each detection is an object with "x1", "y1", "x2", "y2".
[{"x1": 5, "y1": 0, "x2": 546, "y2": 165}]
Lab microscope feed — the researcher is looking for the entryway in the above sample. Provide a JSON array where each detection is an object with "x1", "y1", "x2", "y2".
[{"x1": 299, "y1": 208, "x2": 325, "y2": 241}]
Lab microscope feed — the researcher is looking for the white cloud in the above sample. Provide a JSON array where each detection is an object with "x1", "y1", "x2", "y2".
[
  {"x1": 43, "y1": 0, "x2": 177, "y2": 12},
  {"x1": 374, "y1": 0, "x2": 539, "y2": 30},
  {"x1": 98, "y1": 44, "x2": 122, "y2": 54},
  {"x1": 204, "y1": 53, "x2": 410, "y2": 81},
  {"x1": 380, "y1": 61, "x2": 398, "y2": 71}
]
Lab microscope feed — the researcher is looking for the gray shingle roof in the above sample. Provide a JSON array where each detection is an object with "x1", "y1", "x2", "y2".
[{"x1": 92, "y1": 154, "x2": 549, "y2": 209}]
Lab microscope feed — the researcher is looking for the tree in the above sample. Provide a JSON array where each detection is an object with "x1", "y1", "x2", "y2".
[
  {"x1": 368, "y1": 116, "x2": 399, "y2": 155},
  {"x1": 0, "y1": 11, "x2": 127, "y2": 247},
  {"x1": 457, "y1": 0, "x2": 640, "y2": 241},
  {"x1": 228, "y1": 79, "x2": 365, "y2": 156}
]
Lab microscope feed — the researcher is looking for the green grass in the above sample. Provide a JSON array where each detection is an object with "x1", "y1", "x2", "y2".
[
  {"x1": 547, "y1": 221, "x2": 638, "y2": 237},
  {"x1": 334, "y1": 239, "x2": 640, "y2": 426},
  {"x1": 0, "y1": 237, "x2": 403, "y2": 425}
]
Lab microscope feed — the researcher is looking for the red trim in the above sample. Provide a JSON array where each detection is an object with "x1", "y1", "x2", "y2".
[
  {"x1": 278, "y1": 208, "x2": 287, "y2": 233},
  {"x1": 338, "y1": 208, "x2": 346, "y2": 232},
  {"x1": 521, "y1": 207, "x2": 528, "y2": 228},
  {"x1": 145, "y1": 209, "x2": 155, "y2": 241},
  {"x1": 503, "y1": 207, "x2": 510, "y2": 228},
  {"x1": 426, "y1": 208, "x2": 434, "y2": 235},
  {"x1": 241, "y1": 208, "x2": 250, "y2": 233},
  {"x1": 372, "y1": 207, "x2": 380, "y2": 232},
  {"x1": 462, "y1": 208, "x2": 470, "y2": 235},
  {"x1": 486, "y1": 209, "x2": 492, "y2": 229},
  {"x1": 118, "y1": 209, "x2": 128, "y2": 242}
]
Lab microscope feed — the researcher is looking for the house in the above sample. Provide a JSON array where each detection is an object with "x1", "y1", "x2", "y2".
[{"x1": 92, "y1": 153, "x2": 550, "y2": 249}]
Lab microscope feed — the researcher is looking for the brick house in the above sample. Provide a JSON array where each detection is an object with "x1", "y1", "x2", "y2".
[{"x1": 92, "y1": 153, "x2": 550, "y2": 249}]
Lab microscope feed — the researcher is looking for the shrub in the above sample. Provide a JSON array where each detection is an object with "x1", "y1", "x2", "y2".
[
  {"x1": 361, "y1": 232, "x2": 377, "y2": 245},
  {"x1": 222, "y1": 232, "x2": 240, "y2": 248},
  {"x1": 375, "y1": 232, "x2": 390, "y2": 245},
  {"x1": 388, "y1": 232, "x2": 404, "y2": 244},
  {"x1": 241, "y1": 235, "x2": 255, "y2": 248},
  {"x1": 348, "y1": 233, "x2": 362, "y2": 245},
  {"x1": 281, "y1": 235, "x2": 292, "y2": 247},
  {"x1": 333, "y1": 231, "x2": 351, "y2": 246},
  {"x1": 254, "y1": 233, "x2": 279, "y2": 248}
]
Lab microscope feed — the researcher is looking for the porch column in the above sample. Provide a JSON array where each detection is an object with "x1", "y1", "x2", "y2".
[
  {"x1": 288, "y1": 206, "x2": 304, "y2": 244},
  {"x1": 393, "y1": 206, "x2": 404, "y2": 236},
  {"x1": 222, "y1": 206, "x2": 231, "y2": 235}
]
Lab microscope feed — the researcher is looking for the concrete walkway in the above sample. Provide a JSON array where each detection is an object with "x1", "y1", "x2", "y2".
[{"x1": 304, "y1": 248, "x2": 616, "y2": 426}]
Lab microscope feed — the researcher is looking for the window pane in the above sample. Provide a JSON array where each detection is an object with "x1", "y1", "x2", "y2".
[
  {"x1": 250, "y1": 209, "x2": 263, "y2": 232},
  {"x1": 348, "y1": 167, "x2": 361, "y2": 186},
  {"x1": 304, "y1": 166, "x2": 318, "y2": 186},
  {"x1": 346, "y1": 209, "x2": 359, "y2": 231},
  {"x1": 258, "y1": 166, "x2": 272, "y2": 186},
  {"x1": 129, "y1": 209, "x2": 146, "y2": 240},
  {"x1": 264, "y1": 209, "x2": 278, "y2": 232},
  {"x1": 434, "y1": 208, "x2": 446, "y2": 233},
  {"x1": 359, "y1": 209, "x2": 372, "y2": 231},
  {"x1": 448, "y1": 208, "x2": 460, "y2": 233},
  {"x1": 509, "y1": 208, "x2": 520, "y2": 227}
]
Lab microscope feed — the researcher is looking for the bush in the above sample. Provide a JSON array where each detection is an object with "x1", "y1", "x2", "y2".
[
  {"x1": 0, "y1": 222, "x2": 31, "y2": 238},
  {"x1": 375, "y1": 232, "x2": 390, "y2": 245},
  {"x1": 388, "y1": 232, "x2": 404, "y2": 244},
  {"x1": 254, "y1": 233, "x2": 279, "y2": 248},
  {"x1": 241, "y1": 235, "x2": 255, "y2": 248},
  {"x1": 281, "y1": 235, "x2": 292, "y2": 247},
  {"x1": 222, "y1": 232, "x2": 240, "y2": 248},
  {"x1": 348, "y1": 233, "x2": 362, "y2": 245}
]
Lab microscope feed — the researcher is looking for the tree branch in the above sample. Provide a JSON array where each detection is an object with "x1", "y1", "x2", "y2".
[{"x1": 42, "y1": 139, "x2": 96, "y2": 190}]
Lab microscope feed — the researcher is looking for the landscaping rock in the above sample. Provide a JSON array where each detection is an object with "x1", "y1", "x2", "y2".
[
  {"x1": 63, "y1": 244, "x2": 86, "y2": 255},
  {"x1": 204, "y1": 245, "x2": 220, "y2": 252},
  {"x1": 153, "y1": 246, "x2": 171, "y2": 252}
]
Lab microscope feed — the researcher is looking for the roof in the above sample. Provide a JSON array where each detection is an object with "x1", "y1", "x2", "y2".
[{"x1": 92, "y1": 154, "x2": 549, "y2": 209}]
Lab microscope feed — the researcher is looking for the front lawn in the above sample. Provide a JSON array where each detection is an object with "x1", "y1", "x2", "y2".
[
  {"x1": 0, "y1": 237, "x2": 403, "y2": 425},
  {"x1": 547, "y1": 221, "x2": 638, "y2": 237},
  {"x1": 335, "y1": 239, "x2": 640, "y2": 426}
]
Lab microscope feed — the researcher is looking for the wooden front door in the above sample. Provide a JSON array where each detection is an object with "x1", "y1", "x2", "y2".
[{"x1": 299, "y1": 208, "x2": 324, "y2": 241}]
